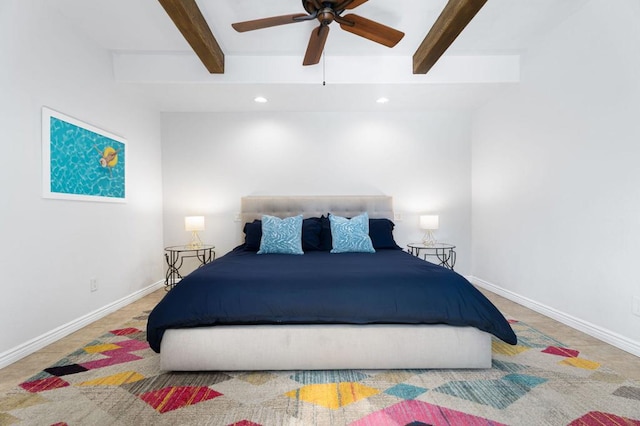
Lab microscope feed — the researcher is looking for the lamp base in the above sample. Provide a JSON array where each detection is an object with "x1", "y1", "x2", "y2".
[
  {"x1": 187, "y1": 231, "x2": 203, "y2": 249},
  {"x1": 422, "y1": 230, "x2": 436, "y2": 247}
]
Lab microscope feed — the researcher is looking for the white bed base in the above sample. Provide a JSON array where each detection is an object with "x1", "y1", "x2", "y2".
[
  {"x1": 159, "y1": 196, "x2": 493, "y2": 371},
  {"x1": 161, "y1": 324, "x2": 491, "y2": 371}
]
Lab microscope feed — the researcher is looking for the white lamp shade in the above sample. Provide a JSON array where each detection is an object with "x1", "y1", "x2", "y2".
[
  {"x1": 184, "y1": 216, "x2": 205, "y2": 232},
  {"x1": 420, "y1": 215, "x2": 439, "y2": 230}
]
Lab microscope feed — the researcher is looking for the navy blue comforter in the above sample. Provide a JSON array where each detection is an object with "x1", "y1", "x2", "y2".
[{"x1": 147, "y1": 247, "x2": 517, "y2": 352}]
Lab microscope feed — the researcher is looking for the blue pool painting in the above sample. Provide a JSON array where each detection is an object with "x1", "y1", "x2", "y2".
[{"x1": 43, "y1": 108, "x2": 126, "y2": 202}]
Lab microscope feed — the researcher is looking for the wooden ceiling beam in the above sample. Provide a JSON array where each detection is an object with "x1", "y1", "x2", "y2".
[
  {"x1": 158, "y1": 0, "x2": 224, "y2": 74},
  {"x1": 412, "y1": 0, "x2": 487, "y2": 75}
]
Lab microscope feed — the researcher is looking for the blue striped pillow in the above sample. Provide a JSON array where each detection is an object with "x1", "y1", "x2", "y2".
[
  {"x1": 329, "y1": 213, "x2": 375, "y2": 254},
  {"x1": 257, "y1": 214, "x2": 304, "y2": 255}
]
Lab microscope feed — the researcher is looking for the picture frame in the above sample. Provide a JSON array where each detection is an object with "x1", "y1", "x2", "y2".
[{"x1": 42, "y1": 107, "x2": 127, "y2": 203}]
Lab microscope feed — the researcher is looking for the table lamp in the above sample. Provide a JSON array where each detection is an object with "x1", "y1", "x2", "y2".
[
  {"x1": 420, "y1": 215, "x2": 439, "y2": 246},
  {"x1": 185, "y1": 216, "x2": 205, "y2": 248}
]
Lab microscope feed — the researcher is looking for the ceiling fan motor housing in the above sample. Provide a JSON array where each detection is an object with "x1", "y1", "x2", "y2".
[{"x1": 318, "y1": 9, "x2": 336, "y2": 26}]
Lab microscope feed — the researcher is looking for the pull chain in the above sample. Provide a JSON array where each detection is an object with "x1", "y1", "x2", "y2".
[{"x1": 322, "y1": 53, "x2": 326, "y2": 86}]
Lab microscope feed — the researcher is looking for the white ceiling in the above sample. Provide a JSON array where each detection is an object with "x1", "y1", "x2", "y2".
[{"x1": 46, "y1": 0, "x2": 589, "y2": 112}]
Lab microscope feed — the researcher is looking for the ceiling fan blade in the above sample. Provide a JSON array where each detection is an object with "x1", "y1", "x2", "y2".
[
  {"x1": 345, "y1": 0, "x2": 369, "y2": 10},
  {"x1": 334, "y1": 0, "x2": 369, "y2": 11},
  {"x1": 302, "y1": 0, "x2": 323, "y2": 14},
  {"x1": 339, "y1": 14, "x2": 404, "y2": 47},
  {"x1": 303, "y1": 25, "x2": 330, "y2": 66},
  {"x1": 348, "y1": 0, "x2": 369, "y2": 8},
  {"x1": 232, "y1": 13, "x2": 307, "y2": 32}
]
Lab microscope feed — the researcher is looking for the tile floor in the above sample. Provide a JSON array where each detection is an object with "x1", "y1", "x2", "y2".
[{"x1": 1, "y1": 287, "x2": 638, "y2": 397}]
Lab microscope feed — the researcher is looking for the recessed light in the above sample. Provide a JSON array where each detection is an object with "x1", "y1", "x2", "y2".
[
  {"x1": 254, "y1": 96, "x2": 268, "y2": 103},
  {"x1": 376, "y1": 97, "x2": 389, "y2": 104}
]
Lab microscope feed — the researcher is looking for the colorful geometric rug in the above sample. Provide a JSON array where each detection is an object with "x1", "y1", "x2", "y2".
[{"x1": 1, "y1": 312, "x2": 639, "y2": 425}]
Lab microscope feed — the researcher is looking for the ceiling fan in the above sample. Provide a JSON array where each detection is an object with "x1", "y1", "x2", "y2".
[{"x1": 231, "y1": 0, "x2": 405, "y2": 66}]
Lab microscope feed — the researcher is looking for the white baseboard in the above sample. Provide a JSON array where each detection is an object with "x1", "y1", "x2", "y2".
[
  {"x1": 469, "y1": 276, "x2": 640, "y2": 358},
  {"x1": 0, "y1": 280, "x2": 164, "y2": 370}
]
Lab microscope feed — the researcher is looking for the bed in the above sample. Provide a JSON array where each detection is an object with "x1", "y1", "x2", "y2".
[{"x1": 148, "y1": 196, "x2": 516, "y2": 371}]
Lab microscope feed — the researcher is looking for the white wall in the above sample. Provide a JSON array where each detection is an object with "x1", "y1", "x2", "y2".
[
  {"x1": 161, "y1": 111, "x2": 472, "y2": 273},
  {"x1": 471, "y1": 0, "x2": 640, "y2": 350},
  {"x1": 0, "y1": 1, "x2": 164, "y2": 357}
]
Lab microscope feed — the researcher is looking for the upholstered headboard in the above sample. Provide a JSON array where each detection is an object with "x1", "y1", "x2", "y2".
[{"x1": 240, "y1": 196, "x2": 394, "y2": 223}]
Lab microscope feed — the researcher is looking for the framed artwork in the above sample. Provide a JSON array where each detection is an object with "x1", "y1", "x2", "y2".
[{"x1": 42, "y1": 107, "x2": 127, "y2": 202}]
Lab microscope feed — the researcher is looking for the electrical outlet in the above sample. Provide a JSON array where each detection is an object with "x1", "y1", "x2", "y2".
[
  {"x1": 90, "y1": 278, "x2": 98, "y2": 292},
  {"x1": 633, "y1": 296, "x2": 640, "y2": 317},
  {"x1": 234, "y1": 213, "x2": 242, "y2": 223},
  {"x1": 394, "y1": 212, "x2": 403, "y2": 222}
]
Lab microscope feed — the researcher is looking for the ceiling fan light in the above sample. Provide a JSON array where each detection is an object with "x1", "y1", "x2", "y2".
[
  {"x1": 376, "y1": 97, "x2": 389, "y2": 104},
  {"x1": 254, "y1": 96, "x2": 268, "y2": 103}
]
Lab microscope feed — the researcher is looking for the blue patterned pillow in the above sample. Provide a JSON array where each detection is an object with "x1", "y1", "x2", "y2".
[
  {"x1": 244, "y1": 218, "x2": 323, "y2": 252},
  {"x1": 258, "y1": 214, "x2": 304, "y2": 255},
  {"x1": 329, "y1": 213, "x2": 376, "y2": 254}
]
